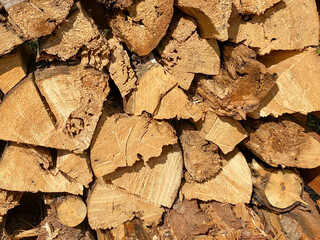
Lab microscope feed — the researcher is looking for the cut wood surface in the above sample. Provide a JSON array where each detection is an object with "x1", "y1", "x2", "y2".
[
  {"x1": 87, "y1": 183, "x2": 164, "y2": 229},
  {"x1": 195, "y1": 44, "x2": 277, "y2": 120},
  {"x1": 197, "y1": 111, "x2": 248, "y2": 154},
  {"x1": 182, "y1": 149, "x2": 252, "y2": 204},
  {"x1": 158, "y1": 14, "x2": 220, "y2": 90},
  {"x1": 243, "y1": 117, "x2": 320, "y2": 168},
  {"x1": 251, "y1": 160, "x2": 305, "y2": 212},
  {"x1": 233, "y1": 0, "x2": 281, "y2": 15},
  {"x1": 109, "y1": 0, "x2": 174, "y2": 56},
  {"x1": 0, "y1": 20, "x2": 25, "y2": 57},
  {"x1": 91, "y1": 112, "x2": 177, "y2": 177},
  {"x1": 250, "y1": 49, "x2": 320, "y2": 118},
  {"x1": 179, "y1": 122, "x2": 223, "y2": 182},
  {"x1": 0, "y1": 143, "x2": 83, "y2": 194},
  {"x1": 104, "y1": 144, "x2": 183, "y2": 207},
  {"x1": 175, "y1": 0, "x2": 232, "y2": 41},
  {"x1": 57, "y1": 150, "x2": 93, "y2": 187},
  {"x1": 229, "y1": 0, "x2": 319, "y2": 55},
  {"x1": 0, "y1": 47, "x2": 29, "y2": 94}
]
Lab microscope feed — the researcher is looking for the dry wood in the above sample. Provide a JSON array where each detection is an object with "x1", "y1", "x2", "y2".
[
  {"x1": 0, "y1": 143, "x2": 83, "y2": 194},
  {"x1": 175, "y1": 0, "x2": 232, "y2": 41},
  {"x1": 197, "y1": 111, "x2": 248, "y2": 154},
  {"x1": 40, "y1": 1, "x2": 108, "y2": 63},
  {"x1": 106, "y1": 35, "x2": 136, "y2": 97},
  {"x1": 87, "y1": 183, "x2": 164, "y2": 229},
  {"x1": 195, "y1": 44, "x2": 277, "y2": 120},
  {"x1": 179, "y1": 121, "x2": 223, "y2": 182},
  {"x1": 158, "y1": 13, "x2": 220, "y2": 90},
  {"x1": 91, "y1": 111, "x2": 177, "y2": 177},
  {"x1": 182, "y1": 149, "x2": 252, "y2": 204},
  {"x1": 233, "y1": 0, "x2": 281, "y2": 15},
  {"x1": 243, "y1": 117, "x2": 320, "y2": 168},
  {"x1": 0, "y1": 47, "x2": 29, "y2": 94},
  {"x1": 109, "y1": 0, "x2": 174, "y2": 56},
  {"x1": 250, "y1": 49, "x2": 320, "y2": 118},
  {"x1": 229, "y1": 0, "x2": 319, "y2": 55},
  {"x1": 251, "y1": 160, "x2": 305, "y2": 212},
  {"x1": 125, "y1": 65, "x2": 203, "y2": 121},
  {"x1": 98, "y1": 0, "x2": 134, "y2": 9},
  {"x1": 0, "y1": 19, "x2": 25, "y2": 56},
  {"x1": 48, "y1": 195, "x2": 87, "y2": 227},
  {"x1": 57, "y1": 150, "x2": 93, "y2": 188},
  {"x1": 0, "y1": 190, "x2": 22, "y2": 224},
  {"x1": 104, "y1": 144, "x2": 183, "y2": 207},
  {"x1": 3, "y1": 0, "x2": 73, "y2": 39}
]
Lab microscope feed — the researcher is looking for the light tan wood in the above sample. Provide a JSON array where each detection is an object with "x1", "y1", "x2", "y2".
[
  {"x1": 175, "y1": 0, "x2": 232, "y2": 41},
  {"x1": 91, "y1": 112, "x2": 177, "y2": 177},
  {"x1": 87, "y1": 183, "x2": 164, "y2": 229},
  {"x1": 4, "y1": 0, "x2": 73, "y2": 39},
  {"x1": 104, "y1": 144, "x2": 183, "y2": 207},
  {"x1": 107, "y1": 35, "x2": 137, "y2": 97},
  {"x1": 233, "y1": 0, "x2": 281, "y2": 15},
  {"x1": 57, "y1": 150, "x2": 93, "y2": 187},
  {"x1": 0, "y1": 190, "x2": 22, "y2": 224},
  {"x1": 52, "y1": 195, "x2": 87, "y2": 227},
  {"x1": 182, "y1": 149, "x2": 252, "y2": 204},
  {"x1": 0, "y1": 143, "x2": 83, "y2": 194},
  {"x1": 243, "y1": 117, "x2": 320, "y2": 168},
  {"x1": 198, "y1": 111, "x2": 248, "y2": 154},
  {"x1": 229, "y1": 0, "x2": 319, "y2": 55},
  {"x1": 110, "y1": 0, "x2": 174, "y2": 56},
  {"x1": 0, "y1": 20, "x2": 25, "y2": 57},
  {"x1": 40, "y1": 2, "x2": 105, "y2": 62},
  {"x1": 158, "y1": 14, "x2": 220, "y2": 90},
  {"x1": 250, "y1": 49, "x2": 320, "y2": 118},
  {"x1": 251, "y1": 160, "x2": 305, "y2": 212},
  {"x1": 0, "y1": 47, "x2": 29, "y2": 94}
]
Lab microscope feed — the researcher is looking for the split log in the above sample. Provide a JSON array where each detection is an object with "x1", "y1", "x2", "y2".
[
  {"x1": 195, "y1": 44, "x2": 277, "y2": 120},
  {"x1": 57, "y1": 150, "x2": 93, "y2": 188},
  {"x1": 106, "y1": 35, "x2": 136, "y2": 97},
  {"x1": 125, "y1": 65, "x2": 203, "y2": 121},
  {"x1": 40, "y1": 1, "x2": 108, "y2": 64},
  {"x1": 243, "y1": 117, "x2": 320, "y2": 168},
  {"x1": 179, "y1": 121, "x2": 223, "y2": 182},
  {"x1": 0, "y1": 143, "x2": 83, "y2": 194},
  {"x1": 251, "y1": 160, "x2": 305, "y2": 212},
  {"x1": 197, "y1": 111, "x2": 248, "y2": 154},
  {"x1": 0, "y1": 47, "x2": 29, "y2": 94},
  {"x1": 91, "y1": 111, "x2": 177, "y2": 177},
  {"x1": 109, "y1": 0, "x2": 174, "y2": 56},
  {"x1": 87, "y1": 183, "x2": 164, "y2": 229},
  {"x1": 175, "y1": 0, "x2": 233, "y2": 41},
  {"x1": 0, "y1": 190, "x2": 22, "y2": 223},
  {"x1": 233, "y1": 0, "x2": 281, "y2": 15},
  {"x1": 0, "y1": 65, "x2": 109, "y2": 152},
  {"x1": 158, "y1": 13, "x2": 220, "y2": 90},
  {"x1": 229, "y1": 0, "x2": 319, "y2": 55},
  {"x1": 3, "y1": 0, "x2": 73, "y2": 39},
  {"x1": 104, "y1": 144, "x2": 183, "y2": 207},
  {"x1": 46, "y1": 195, "x2": 87, "y2": 227},
  {"x1": 182, "y1": 149, "x2": 252, "y2": 204},
  {"x1": 250, "y1": 49, "x2": 320, "y2": 118}
]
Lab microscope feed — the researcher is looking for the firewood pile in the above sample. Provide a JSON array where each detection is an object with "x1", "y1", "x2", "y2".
[{"x1": 0, "y1": 0, "x2": 320, "y2": 239}]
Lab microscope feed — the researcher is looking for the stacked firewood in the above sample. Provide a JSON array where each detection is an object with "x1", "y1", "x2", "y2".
[{"x1": 0, "y1": 0, "x2": 320, "y2": 239}]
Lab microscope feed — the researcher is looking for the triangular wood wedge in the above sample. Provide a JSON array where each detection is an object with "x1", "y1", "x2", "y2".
[
  {"x1": 104, "y1": 144, "x2": 183, "y2": 208},
  {"x1": 250, "y1": 49, "x2": 320, "y2": 118},
  {"x1": 0, "y1": 143, "x2": 83, "y2": 194},
  {"x1": 87, "y1": 183, "x2": 164, "y2": 229},
  {"x1": 229, "y1": 0, "x2": 319, "y2": 55},
  {"x1": 91, "y1": 112, "x2": 177, "y2": 177},
  {"x1": 182, "y1": 149, "x2": 252, "y2": 204}
]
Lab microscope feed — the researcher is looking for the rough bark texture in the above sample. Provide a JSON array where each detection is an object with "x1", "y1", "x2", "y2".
[
  {"x1": 229, "y1": 0, "x2": 319, "y2": 55},
  {"x1": 243, "y1": 117, "x2": 320, "y2": 168},
  {"x1": 158, "y1": 13, "x2": 220, "y2": 90},
  {"x1": 175, "y1": 0, "x2": 233, "y2": 41},
  {"x1": 109, "y1": 0, "x2": 174, "y2": 56},
  {"x1": 195, "y1": 44, "x2": 277, "y2": 120}
]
